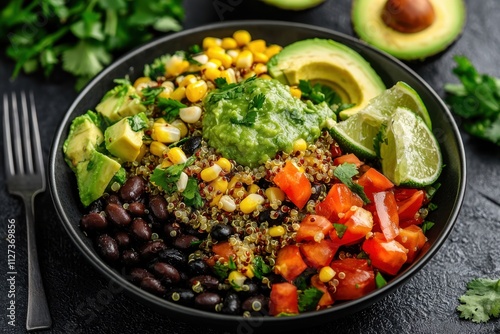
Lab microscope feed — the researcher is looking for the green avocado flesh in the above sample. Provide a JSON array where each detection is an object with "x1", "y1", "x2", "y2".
[
  {"x1": 352, "y1": 0, "x2": 466, "y2": 60},
  {"x1": 202, "y1": 78, "x2": 334, "y2": 167},
  {"x1": 261, "y1": 0, "x2": 325, "y2": 11},
  {"x1": 96, "y1": 82, "x2": 146, "y2": 123}
]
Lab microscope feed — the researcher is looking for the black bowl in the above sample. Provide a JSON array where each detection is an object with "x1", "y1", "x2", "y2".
[{"x1": 49, "y1": 21, "x2": 466, "y2": 332}]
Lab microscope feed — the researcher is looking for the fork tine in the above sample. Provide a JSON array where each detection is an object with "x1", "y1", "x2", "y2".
[
  {"x1": 28, "y1": 91, "x2": 44, "y2": 176},
  {"x1": 3, "y1": 94, "x2": 15, "y2": 176},
  {"x1": 10, "y1": 92, "x2": 25, "y2": 174},
  {"x1": 21, "y1": 91, "x2": 35, "y2": 174}
]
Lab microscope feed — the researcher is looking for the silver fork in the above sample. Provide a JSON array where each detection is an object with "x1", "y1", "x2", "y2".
[{"x1": 3, "y1": 91, "x2": 52, "y2": 331}]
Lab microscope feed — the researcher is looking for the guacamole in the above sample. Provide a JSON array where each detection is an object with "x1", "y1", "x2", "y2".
[{"x1": 202, "y1": 78, "x2": 335, "y2": 167}]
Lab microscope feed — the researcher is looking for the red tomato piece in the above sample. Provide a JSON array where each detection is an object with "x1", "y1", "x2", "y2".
[
  {"x1": 395, "y1": 225, "x2": 427, "y2": 263},
  {"x1": 315, "y1": 183, "x2": 364, "y2": 223},
  {"x1": 310, "y1": 274, "x2": 334, "y2": 308},
  {"x1": 269, "y1": 282, "x2": 299, "y2": 316},
  {"x1": 330, "y1": 143, "x2": 343, "y2": 158},
  {"x1": 274, "y1": 245, "x2": 308, "y2": 281},
  {"x1": 300, "y1": 239, "x2": 338, "y2": 268},
  {"x1": 356, "y1": 168, "x2": 394, "y2": 201},
  {"x1": 397, "y1": 190, "x2": 425, "y2": 221},
  {"x1": 394, "y1": 188, "x2": 419, "y2": 202},
  {"x1": 330, "y1": 207, "x2": 373, "y2": 245},
  {"x1": 273, "y1": 161, "x2": 312, "y2": 209},
  {"x1": 362, "y1": 232, "x2": 408, "y2": 276},
  {"x1": 296, "y1": 215, "x2": 334, "y2": 242},
  {"x1": 373, "y1": 191, "x2": 400, "y2": 241},
  {"x1": 399, "y1": 216, "x2": 424, "y2": 229},
  {"x1": 206, "y1": 241, "x2": 236, "y2": 266},
  {"x1": 329, "y1": 258, "x2": 376, "y2": 300},
  {"x1": 333, "y1": 153, "x2": 363, "y2": 168}
]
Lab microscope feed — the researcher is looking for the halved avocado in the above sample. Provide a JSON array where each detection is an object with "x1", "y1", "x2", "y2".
[
  {"x1": 261, "y1": 0, "x2": 325, "y2": 11},
  {"x1": 268, "y1": 38, "x2": 386, "y2": 119},
  {"x1": 352, "y1": 0, "x2": 466, "y2": 61}
]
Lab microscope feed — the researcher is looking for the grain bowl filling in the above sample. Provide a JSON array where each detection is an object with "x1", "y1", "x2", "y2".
[{"x1": 64, "y1": 30, "x2": 441, "y2": 317}]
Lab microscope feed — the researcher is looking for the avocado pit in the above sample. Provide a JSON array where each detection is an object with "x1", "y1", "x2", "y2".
[{"x1": 382, "y1": 0, "x2": 436, "y2": 33}]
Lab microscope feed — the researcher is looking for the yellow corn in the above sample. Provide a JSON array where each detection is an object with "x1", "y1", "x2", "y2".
[
  {"x1": 158, "y1": 86, "x2": 173, "y2": 99},
  {"x1": 243, "y1": 71, "x2": 256, "y2": 79},
  {"x1": 170, "y1": 86, "x2": 186, "y2": 101},
  {"x1": 153, "y1": 124, "x2": 181, "y2": 143},
  {"x1": 210, "y1": 176, "x2": 228, "y2": 206},
  {"x1": 293, "y1": 138, "x2": 308, "y2": 152},
  {"x1": 228, "y1": 270, "x2": 247, "y2": 291},
  {"x1": 161, "y1": 160, "x2": 173, "y2": 168},
  {"x1": 179, "y1": 106, "x2": 202, "y2": 124},
  {"x1": 167, "y1": 147, "x2": 187, "y2": 165},
  {"x1": 166, "y1": 55, "x2": 190, "y2": 77},
  {"x1": 240, "y1": 193, "x2": 265, "y2": 214},
  {"x1": 319, "y1": 266, "x2": 336, "y2": 283},
  {"x1": 192, "y1": 53, "x2": 208, "y2": 65},
  {"x1": 216, "y1": 157, "x2": 232, "y2": 173},
  {"x1": 247, "y1": 39, "x2": 266, "y2": 54},
  {"x1": 219, "y1": 53, "x2": 233, "y2": 68},
  {"x1": 135, "y1": 144, "x2": 147, "y2": 162},
  {"x1": 202, "y1": 37, "x2": 221, "y2": 49},
  {"x1": 205, "y1": 46, "x2": 225, "y2": 60},
  {"x1": 265, "y1": 187, "x2": 286, "y2": 203},
  {"x1": 242, "y1": 265, "x2": 255, "y2": 279},
  {"x1": 170, "y1": 119, "x2": 188, "y2": 138},
  {"x1": 220, "y1": 68, "x2": 236, "y2": 84},
  {"x1": 233, "y1": 187, "x2": 247, "y2": 199},
  {"x1": 233, "y1": 30, "x2": 251, "y2": 46},
  {"x1": 200, "y1": 164, "x2": 222, "y2": 182},
  {"x1": 186, "y1": 80, "x2": 208, "y2": 102},
  {"x1": 206, "y1": 58, "x2": 222, "y2": 68},
  {"x1": 265, "y1": 44, "x2": 282, "y2": 58},
  {"x1": 247, "y1": 184, "x2": 260, "y2": 194},
  {"x1": 204, "y1": 68, "x2": 222, "y2": 82},
  {"x1": 259, "y1": 74, "x2": 272, "y2": 80},
  {"x1": 219, "y1": 195, "x2": 236, "y2": 212},
  {"x1": 133, "y1": 76, "x2": 151, "y2": 88},
  {"x1": 176, "y1": 172, "x2": 188, "y2": 192},
  {"x1": 155, "y1": 118, "x2": 167, "y2": 124},
  {"x1": 161, "y1": 81, "x2": 175, "y2": 89},
  {"x1": 290, "y1": 86, "x2": 302, "y2": 99},
  {"x1": 253, "y1": 52, "x2": 269, "y2": 64},
  {"x1": 236, "y1": 50, "x2": 254, "y2": 69},
  {"x1": 228, "y1": 174, "x2": 243, "y2": 190},
  {"x1": 180, "y1": 74, "x2": 197, "y2": 87},
  {"x1": 254, "y1": 63, "x2": 267, "y2": 75},
  {"x1": 150, "y1": 141, "x2": 168, "y2": 157},
  {"x1": 221, "y1": 37, "x2": 238, "y2": 50},
  {"x1": 226, "y1": 49, "x2": 240, "y2": 63},
  {"x1": 268, "y1": 226, "x2": 286, "y2": 237}
]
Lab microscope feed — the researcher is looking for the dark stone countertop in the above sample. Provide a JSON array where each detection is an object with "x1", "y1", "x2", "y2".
[{"x1": 1, "y1": 0, "x2": 500, "y2": 333}]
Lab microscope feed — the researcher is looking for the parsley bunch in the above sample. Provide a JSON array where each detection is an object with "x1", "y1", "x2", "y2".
[{"x1": 0, "y1": 0, "x2": 184, "y2": 89}]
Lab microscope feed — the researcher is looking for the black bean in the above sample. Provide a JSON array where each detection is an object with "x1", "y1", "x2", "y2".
[
  {"x1": 258, "y1": 208, "x2": 286, "y2": 226},
  {"x1": 240, "y1": 279, "x2": 259, "y2": 298},
  {"x1": 165, "y1": 288, "x2": 195, "y2": 306},
  {"x1": 194, "y1": 292, "x2": 221, "y2": 311},
  {"x1": 242, "y1": 295, "x2": 269, "y2": 314},
  {"x1": 152, "y1": 262, "x2": 180, "y2": 285},
  {"x1": 182, "y1": 135, "x2": 202, "y2": 155},
  {"x1": 128, "y1": 268, "x2": 154, "y2": 283},
  {"x1": 310, "y1": 183, "x2": 326, "y2": 202},
  {"x1": 158, "y1": 248, "x2": 188, "y2": 269},
  {"x1": 149, "y1": 195, "x2": 168, "y2": 221},
  {"x1": 120, "y1": 176, "x2": 145, "y2": 202},
  {"x1": 184, "y1": 225, "x2": 208, "y2": 239},
  {"x1": 106, "y1": 194, "x2": 122, "y2": 206},
  {"x1": 221, "y1": 291, "x2": 241, "y2": 315},
  {"x1": 130, "y1": 218, "x2": 152, "y2": 241},
  {"x1": 140, "y1": 276, "x2": 166, "y2": 295},
  {"x1": 189, "y1": 275, "x2": 219, "y2": 290},
  {"x1": 128, "y1": 202, "x2": 146, "y2": 216},
  {"x1": 173, "y1": 234, "x2": 200, "y2": 250},
  {"x1": 164, "y1": 222, "x2": 182, "y2": 240},
  {"x1": 80, "y1": 212, "x2": 107, "y2": 231},
  {"x1": 139, "y1": 240, "x2": 167, "y2": 260},
  {"x1": 96, "y1": 234, "x2": 119, "y2": 262},
  {"x1": 210, "y1": 224, "x2": 235, "y2": 241},
  {"x1": 105, "y1": 203, "x2": 132, "y2": 226},
  {"x1": 122, "y1": 250, "x2": 140, "y2": 267},
  {"x1": 188, "y1": 259, "x2": 209, "y2": 276}
]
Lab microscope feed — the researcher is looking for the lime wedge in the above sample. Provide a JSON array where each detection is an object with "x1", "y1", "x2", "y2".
[{"x1": 380, "y1": 107, "x2": 442, "y2": 187}]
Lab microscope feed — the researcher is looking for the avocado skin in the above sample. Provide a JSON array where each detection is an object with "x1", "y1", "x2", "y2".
[{"x1": 261, "y1": 0, "x2": 325, "y2": 11}]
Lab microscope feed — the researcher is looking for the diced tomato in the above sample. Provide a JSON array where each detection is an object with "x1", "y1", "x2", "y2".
[
  {"x1": 300, "y1": 239, "x2": 338, "y2": 268},
  {"x1": 395, "y1": 225, "x2": 427, "y2": 263},
  {"x1": 296, "y1": 215, "x2": 334, "y2": 242},
  {"x1": 333, "y1": 153, "x2": 363, "y2": 168},
  {"x1": 397, "y1": 190, "x2": 425, "y2": 221},
  {"x1": 269, "y1": 282, "x2": 299, "y2": 316},
  {"x1": 373, "y1": 191, "x2": 399, "y2": 241},
  {"x1": 315, "y1": 183, "x2": 364, "y2": 223},
  {"x1": 399, "y1": 216, "x2": 424, "y2": 229},
  {"x1": 310, "y1": 275, "x2": 334, "y2": 308},
  {"x1": 330, "y1": 143, "x2": 343, "y2": 158},
  {"x1": 362, "y1": 232, "x2": 408, "y2": 276},
  {"x1": 356, "y1": 168, "x2": 394, "y2": 201},
  {"x1": 206, "y1": 241, "x2": 236, "y2": 266},
  {"x1": 330, "y1": 207, "x2": 373, "y2": 245},
  {"x1": 273, "y1": 161, "x2": 312, "y2": 209},
  {"x1": 394, "y1": 188, "x2": 419, "y2": 202},
  {"x1": 329, "y1": 258, "x2": 376, "y2": 300},
  {"x1": 274, "y1": 245, "x2": 308, "y2": 281}
]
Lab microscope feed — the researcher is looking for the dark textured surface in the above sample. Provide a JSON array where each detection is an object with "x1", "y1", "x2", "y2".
[{"x1": 0, "y1": 0, "x2": 499, "y2": 333}]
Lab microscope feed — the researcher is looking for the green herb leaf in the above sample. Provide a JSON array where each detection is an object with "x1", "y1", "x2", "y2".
[
  {"x1": 457, "y1": 278, "x2": 500, "y2": 323},
  {"x1": 157, "y1": 98, "x2": 187, "y2": 122},
  {"x1": 333, "y1": 223, "x2": 347, "y2": 239},
  {"x1": 231, "y1": 109, "x2": 257, "y2": 126},
  {"x1": 298, "y1": 287, "x2": 323, "y2": 312},
  {"x1": 228, "y1": 257, "x2": 237, "y2": 270},
  {"x1": 334, "y1": 163, "x2": 370, "y2": 204},
  {"x1": 141, "y1": 86, "x2": 164, "y2": 105},
  {"x1": 421, "y1": 221, "x2": 435, "y2": 234},
  {"x1": 298, "y1": 80, "x2": 340, "y2": 106},
  {"x1": 375, "y1": 272, "x2": 388, "y2": 288},
  {"x1": 128, "y1": 112, "x2": 149, "y2": 131},
  {"x1": 213, "y1": 261, "x2": 229, "y2": 280},
  {"x1": 250, "y1": 93, "x2": 266, "y2": 110},
  {"x1": 252, "y1": 256, "x2": 271, "y2": 280},
  {"x1": 214, "y1": 77, "x2": 228, "y2": 88},
  {"x1": 149, "y1": 156, "x2": 195, "y2": 193},
  {"x1": 183, "y1": 177, "x2": 203, "y2": 209}
]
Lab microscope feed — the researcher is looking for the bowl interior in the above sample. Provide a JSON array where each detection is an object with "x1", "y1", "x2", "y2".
[{"x1": 49, "y1": 21, "x2": 466, "y2": 330}]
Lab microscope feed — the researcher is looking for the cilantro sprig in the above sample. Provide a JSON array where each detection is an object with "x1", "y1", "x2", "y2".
[
  {"x1": 149, "y1": 156, "x2": 195, "y2": 194},
  {"x1": 298, "y1": 287, "x2": 323, "y2": 312},
  {"x1": 334, "y1": 163, "x2": 370, "y2": 204},
  {"x1": 230, "y1": 93, "x2": 266, "y2": 126},
  {"x1": 457, "y1": 278, "x2": 500, "y2": 323}
]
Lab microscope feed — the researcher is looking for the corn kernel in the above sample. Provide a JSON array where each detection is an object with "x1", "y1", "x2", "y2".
[
  {"x1": 201, "y1": 164, "x2": 222, "y2": 182},
  {"x1": 293, "y1": 138, "x2": 308, "y2": 152},
  {"x1": 166, "y1": 55, "x2": 190, "y2": 77},
  {"x1": 155, "y1": 118, "x2": 167, "y2": 124},
  {"x1": 192, "y1": 54, "x2": 208, "y2": 65},
  {"x1": 204, "y1": 67, "x2": 222, "y2": 82},
  {"x1": 221, "y1": 37, "x2": 238, "y2": 49},
  {"x1": 206, "y1": 46, "x2": 225, "y2": 59},
  {"x1": 228, "y1": 174, "x2": 242, "y2": 189},
  {"x1": 216, "y1": 157, "x2": 232, "y2": 173},
  {"x1": 265, "y1": 44, "x2": 282, "y2": 58},
  {"x1": 253, "y1": 52, "x2": 269, "y2": 63},
  {"x1": 186, "y1": 80, "x2": 208, "y2": 102},
  {"x1": 153, "y1": 124, "x2": 181, "y2": 143},
  {"x1": 150, "y1": 141, "x2": 168, "y2": 157},
  {"x1": 265, "y1": 187, "x2": 286, "y2": 203},
  {"x1": 171, "y1": 119, "x2": 188, "y2": 138},
  {"x1": 219, "y1": 195, "x2": 236, "y2": 212},
  {"x1": 259, "y1": 74, "x2": 272, "y2": 80},
  {"x1": 179, "y1": 106, "x2": 202, "y2": 124},
  {"x1": 227, "y1": 49, "x2": 240, "y2": 63},
  {"x1": 167, "y1": 147, "x2": 188, "y2": 165},
  {"x1": 176, "y1": 172, "x2": 188, "y2": 192},
  {"x1": 236, "y1": 50, "x2": 254, "y2": 69},
  {"x1": 161, "y1": 160, "x2": 173, "y2": 168},
  {"x1": 207, "y1": 58, "x2": 222, "y2": 68},
  {"x1": 210, "y1": 176, "x2": 229, "y2": 206},
  {"x1": 220, "y1": 68, "x2": 236, "y2": 84},
  {"x1": 161, "y1": 81, "x2": 175, "y2": 89},
  {"x1": 269, "y1": 226, "x2": 286, "y2": 237},
  {"x1": 248, "y1": 184, "x2": 260, "y2": 194},
  {"x1": 228, "y1": 271, "x2": 247, "y2": 291},
  {"x1": 170, "y1": 86, "x2": 186, "y2": 101},
  {"x1": 254, "y1": 63, "x2": 267, "y2": 75},
  {"x1": 290, "y1": 86, "x2": 302, "y2": 99},
  {"x1": 158, "y1": 86, "x2": 173, "y2": 99},
  {"x1": 133, "y1": 76, "x2": 151, "y2": 88},
  {"x1": 233, "y1": 30, "x2": 251, "y2": 46},
  {"x1": 202, "y1": 37, "x2": 221, "y2": 49},
  {"x1": 180, "y1": 74, "x2": 197, "y2": 87},
  {"x1": 243, "y1": 71, "x2": 256, "y2": 79},
  {"x1": 319, "y1": 266, "x2": 336, "y2": 283},
  {"x1": 242, "y1": 265, "x2": 255, "y2": 279},
  {"x1": 240, "y1": 193, "x2": 265, "y2": 214},
  {"x1": 219, "y1": 53, "x2": 233, "y2": 68}
]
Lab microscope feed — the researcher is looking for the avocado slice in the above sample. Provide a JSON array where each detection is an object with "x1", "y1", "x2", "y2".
[
  {"x1": 261, "y1": 0, "x2": 325, "y2": 11},
  {"x1": 267, "y1": 38, "x2": 386, "y2": 120},
  {"x1": 104, "y1": 116, "x2": 144, "y2": 162},
  {"x1": 96, "y1": 81, "x2": 146, "y2": 124},
  {"x1": 76, "y1": 151, "x2": 121, "y2": 207},
  {"x1": 352, "y1": 0, "x2": 466, "y2": 61},
  {"x1": 63, "y1": 110, "x2": 104, "y2": 170}
]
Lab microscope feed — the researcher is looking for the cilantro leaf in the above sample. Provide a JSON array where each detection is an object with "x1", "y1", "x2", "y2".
[
  {"x1": 298, "y1": 287, "x2": 323, "y2": 312},
  {"x1": 214, "y1": 77, "x2": 229, "y2": 88},
  {"x1": 298, "y1": 80, "x2": 340, "y2": 106},
  {"x1": 213, "y1": 261, "x2": 229, "y2": 280},
  {"x1": 457, "y1": 278, "x2": 500, "y2": 323},
  {"x1": 149, "y1": 156, "x2": 195, "y2": 193},
  {"x1": 421, "y1": 221, "x2": 435, "y2": 234},
  {"x1": 250, "y1": 93, "x2": 266, "y2": 110},
  {"x1": 141, "y1": 86, "x2": 164, "y2": 105},
  {"x1": 333, "y1": 223, "x2": 347, "y2": 239},
  {"x1": 334, "y1": 163, "x2": 370, "y2": 204},
  {"x1": 231, "y1": 109, "x2": 257, "y2": 126},
  {"x1": 157, "y1": 98, "x2": 187, "y2": 122},
  {"x1": 375, "y1": 272, "x2": 388, "y2": 288},
  {"x1": 252, "y1": 256, "x2": 271, "y2": 280},
  {"x1": 62, "y1": 40, "x2": 111, "y2": 78},
  {"x1": 128, "y1": 113, "x2": 149, "y2": 131},
  {"x1": 183, "y1": 177, "x2": 203, "y2": 209}
]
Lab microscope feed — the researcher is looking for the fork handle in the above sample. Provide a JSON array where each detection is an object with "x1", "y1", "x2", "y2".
[{"x1": 24, "y1": 195, "x2": 52, "y2": 331}]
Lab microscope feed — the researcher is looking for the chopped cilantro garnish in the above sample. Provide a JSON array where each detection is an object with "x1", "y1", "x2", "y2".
[
  {"x1": 213, "y1": 262, "x2": 229, "y2": 280},
  {"x1": 334, "y1": 163, "x2": 370, "y2": 204},
  {"x1": 230, "y1": 109, "x2": 257, "y2": 126},
  {"x1": 252, "y1": 256, "x2": 271, "y2": 280},
  {"x1": 183, "y1": 177, "x2": 203, "y2": 209},
  {"x1": 228, "y1": 256, "x2": 237, "y2": 270},
  {"x1": 141, "y1": 86, "x2": 164, "y2": 106},
  {"x1": 250, "y1": 93, "x2": 266, "y2": 110},
  {"x1": 128, "y1": 113, "x2": 149, "y2": 131},
  {"x1": 298, "y1": 79, "x2": 340, "y2": 107},
  {"x1": 157, "y1": 98, "x2": 187, "y2": 122},
  {"x1": 425, "y1": 182, "x2": 442, "y2": 201},
  {"x1": 333, "y1": 223, "x2": 348, "y2": 239},
  {"x1": 457, "y1": 278, "x2": 500, "y2": 323},
  {"x1": 149, "y1": 156, "x2": 195, "y2": 194},
  {"x1": 214, "y1": 77, "x2": 229, "y2": 88},
  {"x1": 298, "y1": 287, "x2": 323, "y2": 312},
  {"x1": 428, "y1": 202, "x2": 439, "y2": 211},
  {"x1": 422, "y1": 221, "x2": 435, "y2": 234},
  {"x1": 375, "y1": 272, "x2": 388, "y2": 288}
]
